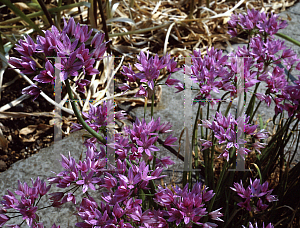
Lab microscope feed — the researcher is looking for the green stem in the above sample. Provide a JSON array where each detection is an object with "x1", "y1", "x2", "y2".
[
  {"x1": 209, "y1": 132, "x2": 215, "y2": 189},
  {"x1": 0, "y1": 0, "x2": 44, "y2": 35},
  {"x1": 151, "y1": 92, "x2": 155, "y2": 117},
  {"x1": 192, "y1": 103, "x2": 201, "y2": 181},
  {"x1": 205, "y1": 159, "x2": 228, "y2": 222},
  {"x1": 275, "y1": 32, "x2": 300, "y2": 47},
  {"x1": 245, "y1": 82, "x2": 260, "y2": 118},
  {"x1": 0, "y1": 2, "x2": 90, "y2": 25},
  {"x1": 248, "y1": 100, "x2": 262, "y2": 123},
  {"x1": 65, "y1": 79, "x2": 106, "y2": 145},
  {"x1": 37, "y1": 0, "x2": 55, "y2": 26},
  {"x1": 97, "y1": 0, "x2": 111, "y2": 54}
]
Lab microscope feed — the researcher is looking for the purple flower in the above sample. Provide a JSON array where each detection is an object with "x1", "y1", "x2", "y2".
[
  {"x1": 165, "y1": 74, "x2": 180, "y2": 87},
  {"x1": 163, "y1": 135, "x2": 177, "y2": 147},
  {"x1": 156, "y1": 156, "x2": 175, "y2": 168},
  {"x1": 209, "y1": 208, "x2": 223, "y2": 222},
  {"x1": 56, "y1": 34, "x2": 78, "y2": 55},
  {"x1": 76, "y1": 171, "x2": 101, "y2": 193},
  {"x1": 54, "y1": 52, "x2": 83, "y2": 81},
  {"x1": 167, "y1": 58, "x2": 180, "y2": 73},
  {"x1": 75, "y1": 79, "x2": 90, "y2": 94},
  {"x1": 74, "y1": 24, "x2": 92, "y2": 43},
  {"x1": 9, "y1": 57, "x2": 37, "y2": 74},
  {"x1": 243, "y1": 222, "x2": 274, "y2": 228},
  {"x1": 121, "y1": 64, "x2": 137, "y2": 82},
  {"x1": 167, "y1": 208, "x2": 184, "y2": 226},
  {"x1": 22, "y1": 84, "x2": 41, "y2": 101},
  {"x1": 33, "y1": 60, "x2": 55, "y2": 84},
  {"x1": 134, "y1": 85, "x2": 148, "y2": 97},
  {"x1": 14, "y1": 35, "x2": 37, "y2": 57},
  {"x1": 231, "y1": 179, "x2": 277, "y2": 212},
  {"x1": 0, "y1": 214, "x2": 9, "y2": 226}
]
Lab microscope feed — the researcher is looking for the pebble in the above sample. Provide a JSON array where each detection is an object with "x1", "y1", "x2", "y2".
[{"x1": 0, "y1": 160, "x2": 7, "y2": 170}]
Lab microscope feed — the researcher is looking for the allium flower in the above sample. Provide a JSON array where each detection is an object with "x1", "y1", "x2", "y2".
[
  {"x1": 14, "y1": 35, "x2": 38, "y2": 57},
  {"x1": 10, "y1": 17, "x2": 108, "y2": 100},
  {"x1": 155, "y1": 182, "x2": 222, "y2": 227},
  {"x1": 243, "y1": 222, "x2": 274, "y2": 228},
  {"x1": 33, "y1": 60, "x2": 55, "y2": 84},
  {"x1": 228, "y1": 9, "x2": 288, "y2": 36},
  {"x1": 189, "y1": 48, "x2": 229, "y2": 106},
  {"x1": 75, "y1": 79, "x2": 90, "y2": 94},
  {"x1": 0, "y1": 178, "x2": 51, "y2": 227},
  {"x1": 231, "y1": 179, "x2": 277, "y2": 212},
  {"x1": 0, "y1": 214, "x2": 9, "y2": 226},
  {"x1": 9, "y1": 57, "x2": 37, "y2": 75},
  {"x1": 22, "y1": 84, "x2": 41, "y2": 101},
  {"x1": 54, "y1": 52, "x2": 83, "y2": 81},
  {"x1": 200, "y1": 112, "x2": 261, "y2": 160},
  {"x1": 76, "y1": 171, "x2": 101, "y2": 193},
  {"x1": 165, "y1": 73, "x2": 181, "y2": 87},
  {"x1": 121, "y1": 51, "x2": 182, "y2": 97}
]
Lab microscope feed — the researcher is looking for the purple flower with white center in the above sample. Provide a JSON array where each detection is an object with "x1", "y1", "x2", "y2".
[{"x1": 22, "y1": 84, "x2": 41, "y2": 101}]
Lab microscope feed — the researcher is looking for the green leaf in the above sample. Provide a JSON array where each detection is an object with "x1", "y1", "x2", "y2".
[
  {"x1": 0, "y1": 0, "x2": 44, "y2": 35},
  {"x1": 0, "y1": 2, "x2": 90, "y2": 25}
]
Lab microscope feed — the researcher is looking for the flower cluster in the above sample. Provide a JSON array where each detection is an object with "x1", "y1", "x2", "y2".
[
  {"x1": 111, "y1": 117, "x2": 177, "y2": 162},
  {"x1": 231, "y1": 179, "x2": 278, "y2": 212},
  {"x1": 189, "y1": 47, "x2": 230, "y2": 106},
  {"x1": 226, "y1": 8, "x2": 300, "y2": 120},
  {"x1": 70, "y1": 100, "x2": 127, "y2": 149},
  {"x1": 154, "y1": 183, "x2": 223, "y2": 227},
  {"x1": 200, "y1": 112, "x2": 268, "y2": 161},
  {"x1": 243, "y1": 222, "x2": 274, "y2": 228},
  {"x1": 0, "y1": 178, "x2": 60, "y2": 228},
  {"x1": 228, "y1": 8, "x2": 288, "y2": 37},
  {"x1": 9, "y1": 18, "x2": 108, "y2": 100},
  {"x1": 120, "y1": 51, "x2": 183, "y2": 97}
]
